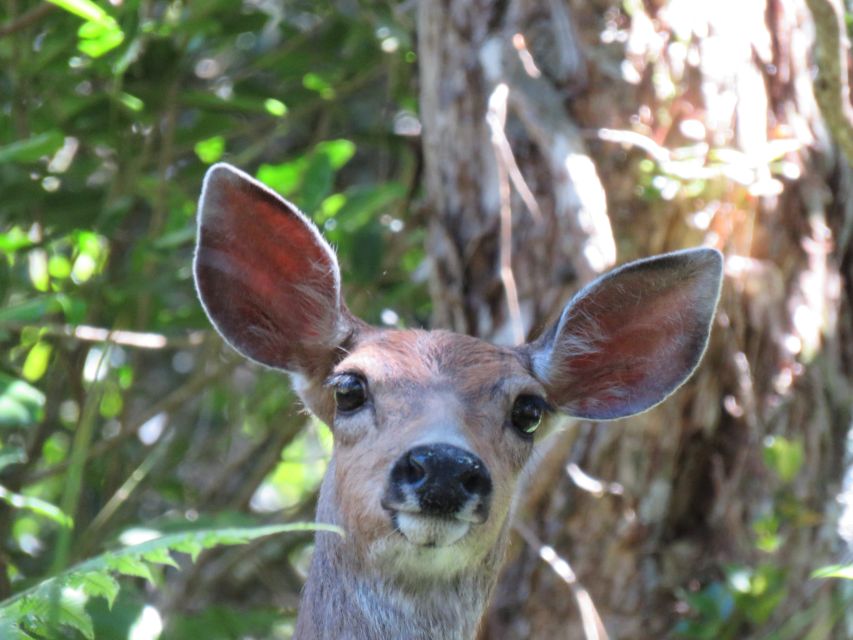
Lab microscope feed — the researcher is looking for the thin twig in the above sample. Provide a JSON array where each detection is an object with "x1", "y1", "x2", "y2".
[
  {"x1": 513, "y1": 521, "x2": 610, "y2": 640},
  {"x1": 486, "y1": 84, "x2": 543, "y2": 223},
  {"x1": 1, "y1": 323, "x2": 206, "y2": 350},
  {"x1": 487, "y1": 83, "x2": 526, "y2": 346},
  {"x1": 26, "y1": 360, "x2": 239, "y2": 483},
  {"x1": 0, "y1": 3, "x2": 54, "y2": 39}
]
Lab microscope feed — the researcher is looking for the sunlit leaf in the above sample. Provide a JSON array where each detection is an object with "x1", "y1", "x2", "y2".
[
  {"x1": 141, "y1": 547, "x2": 179, "y2": 569},
  {"x1": 302, "y1": 72, "x2": 335, "y2": 99},
  {"x1": 0, "y1": 131, "x2": 64, "y2": 163},
  {"x1": 99, "y1": 387, "x2": 123, "y2": 419},
  {"x1": 55, "y1": 591, "x2": 95, "y2": 640},
  {"x1": 48, "y1": 0, "x2": 113, "y2": 25},
  {"x1": 105, "y1": 555, "x2": 155, "y2": 584},
  {"x1": 0, "y1": 373, "x2": 45, "y2": 428},
  {"x1": 763, "y1": 436, "x2": 804, "y2": 484},
  {"x1": 0, "y1": 612, "x2": 24, "y2": 639},
  {"x1": 48, "y1": 255, "x2": 72, "y2": 280},
  {"x1": 118, "y1": 92, "x2": 144, "y2": 113},
  {"x1": 811, "y1": 564, "x2": 853, "y2": 580},
  {"x1": 194, "y1": 136, "x2": 226, "y2": 164},
  {"x1": 22, "y1": 342, "x2": 53, "y2": 383},
  {"x1": 263, "y1": 98, "x2": 287, "y2": 117},
  {"x1": 67, "y1": 572, "x2": 120, "y2": 609},
  {"x1": 77, "y1": 19, "x2": 125, "y2": 58},
  {"x1": 0, "y1": 485, "x2": 73, "y2": 528},
  {"x1": 256, "y1": 159, "x2": 306, "y2": 197},
  {"x1": 316, "y1": 139, "x2": 356, "y2": 169},
  {"x1": 0, "y1": 228, "x2": 33, "y2": 254}
]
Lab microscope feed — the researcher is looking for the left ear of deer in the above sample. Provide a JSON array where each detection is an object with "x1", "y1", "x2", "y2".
[
  {"x1": 194, "y1": 164, "x2": 356, "y2": 381},
  {"x1": 529, "y1": 248, "x2": 722, "y2": 420}
]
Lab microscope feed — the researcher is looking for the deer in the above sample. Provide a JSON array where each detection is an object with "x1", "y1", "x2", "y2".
[{"x1": 193, "y1": 163, "x2": 723, "y2": 639}]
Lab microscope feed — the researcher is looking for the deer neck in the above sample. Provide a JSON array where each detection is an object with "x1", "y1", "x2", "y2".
[{"x1": 294, "y1": 462, "x2": 507, "y2": 640}]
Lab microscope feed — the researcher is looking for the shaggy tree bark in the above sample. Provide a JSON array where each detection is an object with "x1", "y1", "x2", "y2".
[{"x1": 417, "y1": 1, "x2": 853, "y2": 638}]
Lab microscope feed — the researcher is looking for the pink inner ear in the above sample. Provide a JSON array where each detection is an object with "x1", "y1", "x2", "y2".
[
  {"x1": 560, "y1": 287, "x2": 706, "y2": 418},
  {"x1": 194, "y1": 165, "x2": 343, "y2": 371},
  {"x1": 537, "y1": 249, "x2": 722, "y2": 420}
]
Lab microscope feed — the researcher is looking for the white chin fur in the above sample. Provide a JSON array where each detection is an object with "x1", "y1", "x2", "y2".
[{"x1": 397, "y1": 513, "x2": 470, "y2": 547}]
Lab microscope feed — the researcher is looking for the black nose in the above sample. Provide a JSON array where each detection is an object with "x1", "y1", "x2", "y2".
[{"x1": 389, "y1": 443, "x2": 492, "y2": 517}]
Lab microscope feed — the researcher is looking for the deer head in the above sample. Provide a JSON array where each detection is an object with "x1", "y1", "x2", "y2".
[{"x1": 194, "y1": 163, "x2": 723, "y2": 638}]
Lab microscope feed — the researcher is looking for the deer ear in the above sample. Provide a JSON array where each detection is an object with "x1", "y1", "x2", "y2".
[
  {"x1": 194, "y1": 163, "x2": 351, "y2": 374},
  {"x1": 529, "y1": 248, "x2": 723, "y2": 420}
]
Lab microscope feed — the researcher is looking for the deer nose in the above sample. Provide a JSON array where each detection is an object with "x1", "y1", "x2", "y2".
[{"x1": 389, "y1": 443, "x2": 492, "y2": 518}]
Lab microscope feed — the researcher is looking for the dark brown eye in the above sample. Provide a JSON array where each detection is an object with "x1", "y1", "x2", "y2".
[
  {"x1": 511, "y1": 395, "x2": 546, "y2": 436},
  {"x1": 333, "y1": 373, "x2": 367, "y2": 413}
]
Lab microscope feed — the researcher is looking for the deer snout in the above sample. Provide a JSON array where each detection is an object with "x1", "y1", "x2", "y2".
[{"x1": 384, "y1": 443, "x2": 492, "y2": 524}]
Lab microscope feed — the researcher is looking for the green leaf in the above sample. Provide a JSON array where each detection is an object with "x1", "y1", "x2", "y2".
[
  {"x1": 117, "y1": 92, "x2": 144, "y2": 113},
  {"x1": 55, "y1": 591, "x2": 95, "y2": 640},
  {"x1": 0, "y1": 448, "x2": 26, "y2": 473},
  {"x1": 811, "y1": 564, "x2": 853, "y2": 580},
  {"x1": 104, "y1": 555, "x2": 155, "y2": 584},
  {"x1": 0, "y1": 373, "x2": 45, "y2": 428},
  {"x1": 763, "y1": 436, "x2": 804, "y2": 483},
  {"x1": 77, "y1": 19, "x2": 125, "y2": 58},
  {"x1": 0, "y1": 612, "x2": 25, "y2": 639},
  {"x1": 302, "y1": 72, "x2": 335, "y2": 99},
  {"x1": 22, "y1": 342, "x2": 53, "y2": 383},
  {"x1": 0, "y1": 521, "x2": 340, "y2": 631},
  {"x1": 0, "y1": 295, "x2": 63, "y2": 323},
  {"x1": 0, "y1": 485, "x2": 73, "y2": 528},
  {"x1": 316, "y1": 139, "x2": 356, "y2": 169},
  {"x1": 66, "y1": 572, "x2": 120, "y2": 609},
  {"x1": 263, "y1": 98, "x2": 287, "y2": 117},
  {"x1": 194, "y1": 136, "x2": 226, "y2": 164},
  {"x1": 0, "y1": 228, "x2": 34, "y2": 254},
  {"x1": 300, "y1": 153, "x2": 333, "y2": 213},
  {"x1": 141, "y1": 547, "x2": 179, "y2": 569},
  {"x1": 48, "y1": 255, "x2": 72, "y2": 280},
  {"x1": 256, "y1": 159, "x2": 306, "y2": 197},
  {"x1": 16, "y1": 591, "x2": 94, "y2": 640},
  {"x1": 0, "y1": 131, "x2": 64, "y2": 164},
  {"x1": 170, "y1": 538, "x2": 205, "y2": 563},
  {"x1": 48, "y1": 0, "x2": 113, "y2": 25}
]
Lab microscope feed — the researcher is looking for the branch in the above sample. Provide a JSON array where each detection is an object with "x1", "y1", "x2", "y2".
[
  {"x1": 26, "y1": 360, "x2": 239, "y2": 483},
  {"x1": 805, "y1": 0, "x2": 853, "y2": 160},
  {"x1": 514, "y1": 522, "x2": 610, "y2": 640},
  {"x1": 0, "y1": 3, "x2": 55, "y2": 39}
]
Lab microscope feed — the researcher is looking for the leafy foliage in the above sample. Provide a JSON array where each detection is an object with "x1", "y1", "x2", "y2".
[
  {"x1": 0, "y1": 523, "x2": 339, "y2": 638},
  {"x1": 1, "y1": 0, "x2": 420, "y2": 636}
]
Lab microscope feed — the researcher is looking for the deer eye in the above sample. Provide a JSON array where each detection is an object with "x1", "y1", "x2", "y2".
[
  {"x1": 510, "y1": 395, "x2": 546, "y2": 436},
  {"x1": 332, "y1": 373, "x2": 368, "y2": 413}
]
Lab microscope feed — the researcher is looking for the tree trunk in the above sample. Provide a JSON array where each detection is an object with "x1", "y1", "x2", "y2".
[{"x1": 417, "y1": 1, "x2": 853, "y2": 638}]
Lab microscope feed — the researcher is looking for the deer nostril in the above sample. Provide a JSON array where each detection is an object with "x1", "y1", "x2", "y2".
[
  {"x1": 403, "y1": 451, "x2": 427, "y2": 485},
  {"x1": 460, "y1": 462, "x2": 491, "y2": 499},
  {"x1": 391, "y1": 449, "x2": 427, "y2": 489}
]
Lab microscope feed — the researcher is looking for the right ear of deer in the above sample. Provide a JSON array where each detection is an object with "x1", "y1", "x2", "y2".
[
  {"x1": 194, "y1": 163, "x2": 351, "y2": 374},
  {"x1": 530, "y1": 248, "x2": 723, "y2": 421}
]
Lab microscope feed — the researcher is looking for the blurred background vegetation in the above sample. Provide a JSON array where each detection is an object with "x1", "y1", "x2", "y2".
[{"x1": 1, "y1": 0, "x2": 852, "y2": 639}]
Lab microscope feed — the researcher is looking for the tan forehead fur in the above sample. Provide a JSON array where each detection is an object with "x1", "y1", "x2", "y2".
[{"x1": 338, "y1": 329, "x2": 533, "y2": 396}]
